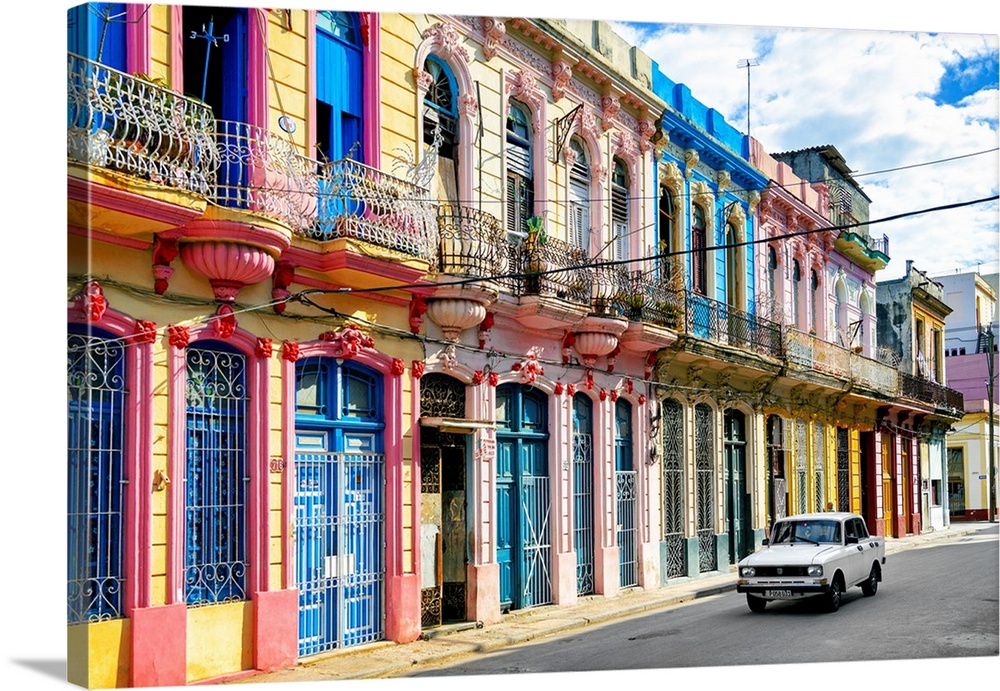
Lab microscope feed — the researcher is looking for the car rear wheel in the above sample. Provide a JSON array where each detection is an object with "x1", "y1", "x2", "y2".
[
  {"x1": 746, "y1": 594, "x2": 767, "y2": 613},
  {"x1": 861, "y1": 564, "x2": 879, "y2": 597},
  {"x1": 825, "y1": 577, "x2": 842, "y2": 612}
]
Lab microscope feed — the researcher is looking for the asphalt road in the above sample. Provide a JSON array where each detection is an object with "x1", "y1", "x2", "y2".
[{"x1": 408, "y1": 524, "x2": 998, "y2": 679}]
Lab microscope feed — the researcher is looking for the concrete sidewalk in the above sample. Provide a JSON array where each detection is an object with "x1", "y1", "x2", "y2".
[{"x1": 225, "y1": 521, "x2": 995, "y2": 685}]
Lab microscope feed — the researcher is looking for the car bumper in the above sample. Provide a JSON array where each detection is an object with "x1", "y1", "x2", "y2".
[{"x1": 737, "y1": 582, "x2": 831, "y2": 598}]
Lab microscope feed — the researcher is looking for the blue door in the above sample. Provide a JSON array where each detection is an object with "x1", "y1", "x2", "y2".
[
  {"x1": 496, "y1": 385, "x2": 551, "y2": 611},
  {"x1": 615, "y1": 400, "x2": 637, "y2": 588},
  {"x1": 294, "y1": 359, "x2": 385, "y2": 655}
]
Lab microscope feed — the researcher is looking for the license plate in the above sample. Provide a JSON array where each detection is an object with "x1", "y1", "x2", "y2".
[{"x1": 765, "y1": 589, "x2": 792, "y2": 598}]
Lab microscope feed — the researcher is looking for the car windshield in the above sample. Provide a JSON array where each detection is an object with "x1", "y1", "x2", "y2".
[{"x1": 771, "y1": 519, "x2": 841, "y2": 545}]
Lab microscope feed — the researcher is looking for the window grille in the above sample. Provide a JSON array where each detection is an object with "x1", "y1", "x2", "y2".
[
  {"x1": 68, "y1": 330, "x2": 126, "y2": 623},
  {"x1": 661, "y1": 399, "x2": 686, "y2": 578},
  {"x1": 695, "y1": 403, "x2": 716, "y2": 572},
  {"x1": 185, "y1": 345, "x2": 248, "y2": 606}
]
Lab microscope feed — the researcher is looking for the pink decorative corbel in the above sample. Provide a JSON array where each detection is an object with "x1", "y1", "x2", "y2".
[
  {"x1": 152, "y1": 235, "x2": 179, "y2": 295},
  {"x1": 607, "y1": 344, "x2": 622, "y2": 373},
  {"x1": 488, "y1": 372, "x2": 498, "y2": 387},
  {"x1": 599, "y1": 388, "x2": 608, "y2": 401},
  {"x1": 478, "y1": 311, "x2": 495, "y2": 349},
  {"x1": 271, "y1": 260, "x2": 295, "y2": 314},
  {"x1": 409, "y1": 295, "x2": 428, "y2": 334},
  {"x1": 554, "y1": 382, "x2": 564, "y2": 396},
  {"x1": 567, "y1": 383, "x2": 576, "y2": 396}
]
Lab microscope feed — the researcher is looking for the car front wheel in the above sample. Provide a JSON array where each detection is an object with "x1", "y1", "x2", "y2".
[
  {"x1": 861, "y1": 564, "x2": 879, "y2": 597},
  {"x1": 825, "y1": 578, "x2": 842, "y2": 613},
  {"x1": 746, "y1": 594, "x2": 767, "y2": 613}
]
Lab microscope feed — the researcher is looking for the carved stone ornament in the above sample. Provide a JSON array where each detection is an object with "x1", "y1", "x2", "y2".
[
  {"x1": 152, "y1": 235, "x2": 179, "y2": 295},
  {"x1": 551, "y1": 59, "x2": 572, "y2": 101},
  {"x1": 168, "y1": 324, "x2": 190, "y2": 349},
  {"x1": 600, "y1": 94, "x2": 620, "y2": 131},
  {"x1": 683, "y1": 148, "x2": 700, "y2": 179},
  {"x1": 482, "y1": 17, "x2": 506, "y2": 60},
  {"x1": 271, "y1": 260, "x2": 295, "y2": 314},
  {"x1": 412, "y1": 360, "x2": 425, "y2": 379},
  {"x1": 637, "y1": 118, "x2": 657, "y2": 154},
  {"x1": 426, "y1": 297, "x2": 487, "y2": 342},
  {"x1": 318, "y1": 322, "x2": 375, "y2": 359},
  {"x1": 255, "y1": 337, "x2": 273, "y2": 359},
  {"x1": 74, "y1": 281, "x2": 108, "y2": 322},
  {"x1": 391, "y1": 358, "x2": 405, "y2": 376},
  {"x1": 212, "y1": 304, "x2": 237, "y2": 340},
  {"x1": 282, "y1": 341, "x2": 300, "y2": 362},
  {"x1": 422, "y1": 23, "x2": 470, "y2": 64},
  {"x1": 458, "y1": 92, "x2": 478, "y2": 117},
  {"x1": 414, "y1": 67, "x2": 433, "y2": 92},
  {"x1": 747, "y1": 190, "x2": 761, "y2": 215},
  {"x1": 717, "y1": 170, "x2": 732, "y2": 196},
  {"x1": 132, "y1": 319, "x2": 157, "y2": 345}
]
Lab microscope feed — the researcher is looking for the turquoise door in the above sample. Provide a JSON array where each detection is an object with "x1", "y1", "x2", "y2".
[
  {"x1": 496, "y1": 385, "x2": 551, "y2": 611},
  {"x1": 615, "y1": 400, "x2": 637, "y2": 588}
]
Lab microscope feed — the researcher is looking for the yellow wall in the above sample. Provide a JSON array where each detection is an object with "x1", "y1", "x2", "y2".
[
  {"x1": 186, "y1": 602, "x2": 254, "y2": 683},
  {"x1": 67, "y1": 619, "x2": 131, "y2": 689}
]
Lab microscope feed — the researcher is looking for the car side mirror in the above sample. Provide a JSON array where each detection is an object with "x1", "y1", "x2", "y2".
[
  {"x1": 846, "y1": 535, "x2": 859, "y2": 544},
  {"x1": 762, "y1": 538, "x2": 769, "y2": 546}
]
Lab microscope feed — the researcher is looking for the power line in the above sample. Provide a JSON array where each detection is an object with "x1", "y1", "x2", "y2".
[{"x1": 295, "y1": 194, "x2": 999, "y2": 298}]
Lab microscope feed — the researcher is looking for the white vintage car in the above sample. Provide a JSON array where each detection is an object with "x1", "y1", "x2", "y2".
[{"x1": 736, "y1": 512, "x2": 885, "y2": 613}]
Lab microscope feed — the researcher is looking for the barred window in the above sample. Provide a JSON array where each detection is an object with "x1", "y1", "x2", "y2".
[
  {"x1": 68, "y1": 328, "x2": 126, "y2": 623},
  {"x1": 185, "y1": 343, "x2": 248, "y2": 606}
]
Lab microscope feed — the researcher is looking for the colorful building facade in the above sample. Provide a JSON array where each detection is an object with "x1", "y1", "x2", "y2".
[{"x1": 66, "y1": 5, "x2": 967, "y2": 689}]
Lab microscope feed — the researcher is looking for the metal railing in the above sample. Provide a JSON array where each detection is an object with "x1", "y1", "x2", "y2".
[
  {"x1": 898, "y1": 371, "x2": 964, "y2": 413},
  {"x1": 435, "y1": 204, "x2": 508, "y2": 277},
  {"x1": 307, "y1": 158, "x2": 437, "y2": 262},
  {"x1": 67, "y1": 53, "x2": 216, "y2": 195},
  {"x1": 513, "y1": 236, "x2": 592, "y2": 305},
  {"x1": 685, "y1": 291, "x2": 784, "y2": 359}
]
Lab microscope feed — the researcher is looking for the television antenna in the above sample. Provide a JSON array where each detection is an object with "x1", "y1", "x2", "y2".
[{"x1": 736, "y1": 58, "x2": 760, "y2": 138}]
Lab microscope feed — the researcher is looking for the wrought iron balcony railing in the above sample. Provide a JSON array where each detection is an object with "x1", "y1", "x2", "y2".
[
  {"x1": 306, "y1": 158, "x2": 437, "y2": 262},
  {"x1": 435, "y1": 204, "x2": 508, "y2": 278},
  {"x1": 898, "y1": 371, "x2": 964, "y2": 413},
  {"x1": 685, "y1": 291, "x2": 784, "y2": 359},
  {"x1": 590, "y1": 264, "x2": 684, "y2": 329},
  {"x1": 67, "y1": 53, "x2": 216, "y2": 195},
  {"x1": 512, "y1": 236, "x2": 592, "y2": 305}
]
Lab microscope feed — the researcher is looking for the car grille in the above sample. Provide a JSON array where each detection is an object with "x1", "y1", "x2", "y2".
[{"x1": 751, "y1": 566, "x2": 811, "y2": 577}]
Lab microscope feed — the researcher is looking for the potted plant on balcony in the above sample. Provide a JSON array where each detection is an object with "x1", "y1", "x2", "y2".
[{"x1": 524, "y1": 216, "x2": 547, "y2": 294}]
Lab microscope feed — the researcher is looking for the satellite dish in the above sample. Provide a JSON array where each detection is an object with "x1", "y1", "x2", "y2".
[{"x1": 278, "y1": 115, "x2": 296, "y2": 134}]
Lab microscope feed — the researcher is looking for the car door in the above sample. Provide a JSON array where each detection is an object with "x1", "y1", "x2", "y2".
[{"x1": 845, "y1": 517, "x2": 872, "y2": 586}]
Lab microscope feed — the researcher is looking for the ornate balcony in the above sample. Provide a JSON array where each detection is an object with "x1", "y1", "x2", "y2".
[
  {"x1": 898, "y1": 371, "x2": 965, "y2": 416},
  {"x1": 435, "y1": 204, "x2": 508, "y2": 278},
  {"x1": 67, "y1": 54, "x2": 215, "y2": 235},
  {"x1": 685, "y1": 291, "x2": 784, "y2": 360},
  {"x1": 303, "y1": 158, "x2": 437, "y2": 263}
]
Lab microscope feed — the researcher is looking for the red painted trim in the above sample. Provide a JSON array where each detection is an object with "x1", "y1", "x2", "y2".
[
  {"x1": 130, "y1": 603, "x2": 188, "y2": 687},
  {"x1": 252, "y1": 588, "x2": 298, "y2": 671}
]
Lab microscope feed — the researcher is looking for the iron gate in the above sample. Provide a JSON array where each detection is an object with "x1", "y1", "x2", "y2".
[
  {"x1": 572, "y1": 394, "x2": 595, "y2": 596},
  {"x1": 616, "y1": 471, "x2": 637, "y2": 587},
  {"x1": 836, "y1": 427, "x2": 851, "y2": 511},
  {"x1": 295, "y1": 449, "x2": 385, "y2": 655},
  {"x1": 695, "y1": 403, "x2": 717, "y2": 572}
]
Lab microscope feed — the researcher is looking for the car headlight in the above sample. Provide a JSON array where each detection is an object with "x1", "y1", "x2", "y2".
[
  {"x1": 740, "y1": 566, "x2": 756, "y2": 577},
  {"x1": 807, "y1": 565, "x2": 823, "y2": 577}
]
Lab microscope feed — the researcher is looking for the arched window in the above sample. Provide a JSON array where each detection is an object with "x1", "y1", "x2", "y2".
[
  {"x1": 611, "y1": 158, "x2": 629, "y2": 262},
  {"x1": 767, "y1": 246, "x2": 778, "y2": 299},
  {"x1": 422, "y1": 56, "x2": 457, "y2": 161},
  {"x1": 569, "y1": 138, "x2": 591, "y2": 251},
  {"x1": 726, "y1": 222, "x2": 741, "y2": 310},
  {"x1": 692, "y1": 205, "x2": 708, "y2": 295},
  {"x1": 422, "y1": 56, "x2": 458, "y2": 202},
  {"x1": 659, "y1": 185, "x2": 677, "y2": 281},
  {"x1": 506, "y1": 100, "x2": 534, "y2": 240},
  {"x1": 316, "y1": 11, "x2": 364, "y2": 162}
]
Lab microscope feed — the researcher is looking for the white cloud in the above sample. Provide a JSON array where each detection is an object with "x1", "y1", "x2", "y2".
[{"x1": 615, "y1": 18, "x2": 999, "y2": 280}]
